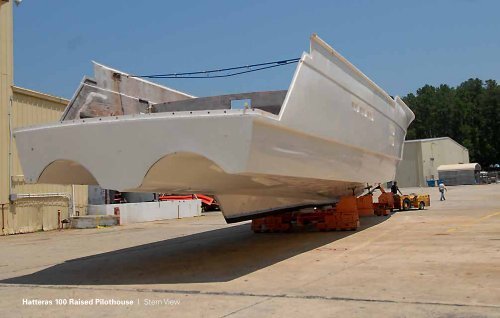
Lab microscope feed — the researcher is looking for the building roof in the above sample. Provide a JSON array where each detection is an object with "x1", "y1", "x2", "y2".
[
  {"x1": 405, "y1": 137, "x2": 468, "y2": 151},
  {"x1": 405, "y1": 137, "x2": 449, "y2": 143},
  {"x1": 12, "y1": 86, "x2": 69, "y2": 106},
  {"x1": 437, "y1": 163, "x2": 481, "y2": 171}
]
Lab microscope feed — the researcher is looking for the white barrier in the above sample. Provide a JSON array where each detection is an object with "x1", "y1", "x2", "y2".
[{"x1": 87, "y1": 200, "x2": 201, "y2": 225}]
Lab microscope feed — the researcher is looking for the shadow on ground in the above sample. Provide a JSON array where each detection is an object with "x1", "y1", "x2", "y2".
[{"x1": 1, "y1": 215, "x2": 390, "y2": 285}]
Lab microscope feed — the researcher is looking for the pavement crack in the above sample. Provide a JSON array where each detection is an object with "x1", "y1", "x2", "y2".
[{"x1": 219, "y1": 297, "x2": 272, "y2": 318}]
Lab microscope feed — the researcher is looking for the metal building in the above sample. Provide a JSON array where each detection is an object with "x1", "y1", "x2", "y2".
[
  {"x1": 1, "y1": 1, "x2": 88, "y2": 235},
  {"x1": 437, "y1": 163, "x2": 481, "y2": 186},
  {"x1": 395, "y1": 137, "x2": 470, "y2": 187}
]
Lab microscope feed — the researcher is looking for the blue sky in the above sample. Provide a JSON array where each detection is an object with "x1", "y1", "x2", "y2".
[{"x1": 13, "y1": 0, "x2": 500, "y2": 99}]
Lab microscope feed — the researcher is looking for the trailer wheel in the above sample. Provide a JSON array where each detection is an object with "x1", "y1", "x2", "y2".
[
  {"x1": 418, "y1": 201, "x2": 425, "y2": 210},
  {"x1": 402, "y1": 198, "x2": 411, "y2": 211}
]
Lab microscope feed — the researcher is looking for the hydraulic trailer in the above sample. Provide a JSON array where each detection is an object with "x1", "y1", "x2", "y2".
[
  {"x1": 251, "y1": 185, "x2": 430, "y2": 232},
  {"x1": 251, "y1": 196, "x2": 359, "y2": 233}
]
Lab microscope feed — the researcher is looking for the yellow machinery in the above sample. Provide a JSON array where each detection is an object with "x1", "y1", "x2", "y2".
[
  {"x1": 393, "y1": 193, "x2": 430, "y2": 211},
  {"x1": 363, "y1": 185, "x2": 430, "y2": 215}
]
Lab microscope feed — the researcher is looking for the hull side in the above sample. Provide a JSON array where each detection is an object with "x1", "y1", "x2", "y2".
[
  {"x1": 15, "y1": 113, "x2": 397, "y2": 220},
  {"x1": 278, "y1": 35, "x2": 412, "y2": 163}
]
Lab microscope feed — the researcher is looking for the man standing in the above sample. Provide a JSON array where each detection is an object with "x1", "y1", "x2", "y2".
[
  {"x1": 391, "y1": 181, "x2": 403, "y2": 196},
  {"x1": 438, "y1": 182, "x2": 447, "y2": 201}
]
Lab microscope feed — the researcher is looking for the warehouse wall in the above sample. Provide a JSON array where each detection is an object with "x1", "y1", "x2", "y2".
[
  {"x1": 420, "y1": 139, "x2": 469, "y2": 182},
  {"x1": 11, "y1": 87, "x2": 89, "y2": 214},
  {"x1": 0, "y1": 87, "x2": 89, "y2": 235},
  {"x1": 395, "y1": 142, "x2": 422, "y2": 187},
  {"x1": 396, "y1": 137, "x2": 470, "y2": 187}
]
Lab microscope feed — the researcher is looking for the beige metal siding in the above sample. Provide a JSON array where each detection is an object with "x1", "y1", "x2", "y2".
[
  {"x1": 11, "y1": 87, "x2": 71, "y2": 180},
  {"x1": 420, "y1": 139, "x2": 469, "y2": 182},
  {"x1": 0, "y1": 1, "x2": 13, "y2": 205},
  {"x1": 1, "y1": 88, "x2": 88, "y2": 235},
  {"x1": 396, "y1": 138, "x2": 470, "y2": 187}
]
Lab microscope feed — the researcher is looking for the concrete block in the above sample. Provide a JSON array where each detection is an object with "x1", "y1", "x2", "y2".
[{"x1": 69, "y1": 215, "x2": 119, "y2": 229}]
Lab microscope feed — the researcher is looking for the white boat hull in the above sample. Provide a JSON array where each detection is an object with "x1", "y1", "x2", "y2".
[{"x1": 14, "y1": 34, "x2": 414, "y2": 222}]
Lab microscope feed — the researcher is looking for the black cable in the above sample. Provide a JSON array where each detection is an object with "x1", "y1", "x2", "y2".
[{"x1": 130, "y1": 57, "x2": 300, "y2": 79}]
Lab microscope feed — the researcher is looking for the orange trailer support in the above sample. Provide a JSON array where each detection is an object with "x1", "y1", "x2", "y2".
[
  {"x1": 250, "y1": 185, "x2": 408, "y2": 233},
  {"x1": 251, "y1": 196, "x2": 360, "y2": 233},
  {"x1": 356, "y1": 194, "x2": 375, "y2": 216}
]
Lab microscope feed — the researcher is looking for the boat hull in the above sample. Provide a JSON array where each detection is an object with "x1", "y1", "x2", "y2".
[
  {"x1": 13, "y1": 34, "x2": 414, "y2": 222},
  {"x1": 15, "y1": 111, "x2": 399, "y2": 221}
]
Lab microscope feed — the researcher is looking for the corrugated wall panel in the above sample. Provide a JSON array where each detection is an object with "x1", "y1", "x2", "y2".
[
  {"x1": 420, "y1": 139, "x2": 470, "y2": 183},
  {"x1": 11, "y1": 90, "x2": 89, "y2": 210},
  {"x1": 0, "y1": 1, "x2": 14, "y2": 205},
  {"x1": 1, "y1": 90, "x2": 89, "y2": 235}
]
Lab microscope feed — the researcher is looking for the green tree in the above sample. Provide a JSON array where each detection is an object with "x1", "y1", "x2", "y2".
[{"x1": 402, "y1": 78, "x2": 499, "y2": 167}]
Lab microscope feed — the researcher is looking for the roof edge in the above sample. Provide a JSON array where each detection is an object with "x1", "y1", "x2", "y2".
[
  {"x1": 437, "y1": 163, "x2": 481, "y2": 171},
  {"x1": 12, "y1": 86, "x2": 69, "y2": 105},
  {"x1": 405, "y1": 137, "x2": 468, "y2": 151}
]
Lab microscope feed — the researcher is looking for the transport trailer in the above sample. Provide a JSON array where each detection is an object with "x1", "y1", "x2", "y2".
[
  {"x1": 251, "y1": 186, "x2": 431, "y2": 232},
  {"x1": 251, "y1": 196, "x2": 359, "y2": 233}
]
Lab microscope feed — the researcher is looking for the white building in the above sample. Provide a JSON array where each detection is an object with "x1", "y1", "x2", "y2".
[{"x1": 395, "y1": 137, "x2": 470, "y2": 187}]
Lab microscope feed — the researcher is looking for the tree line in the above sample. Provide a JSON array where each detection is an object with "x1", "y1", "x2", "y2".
[{"x1": 402, "y1": 78, "x2": 499, "y2": 168}]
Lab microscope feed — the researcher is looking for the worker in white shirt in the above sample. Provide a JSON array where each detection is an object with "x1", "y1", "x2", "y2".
[{"x1": 438, "y1": 182, "x2": 447, "y2": 201}]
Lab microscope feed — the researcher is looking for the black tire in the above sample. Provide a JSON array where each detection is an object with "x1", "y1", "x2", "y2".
[
  {"x1": 403, "y1": 199, "x2": 411, "y2": 211},
  {"x1": 418, "y1": 201, "x2": 425, "y2": 210}
]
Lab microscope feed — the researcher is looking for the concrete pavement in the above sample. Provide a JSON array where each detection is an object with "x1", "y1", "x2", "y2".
[{"x1": 0, "y1": 184, "x2": 499, "y2": 317}]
